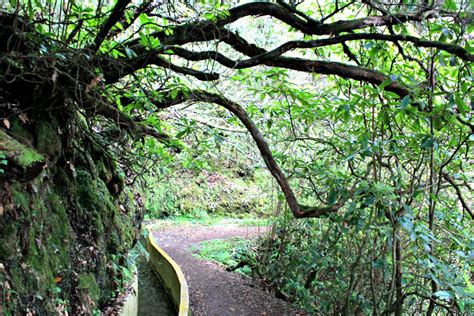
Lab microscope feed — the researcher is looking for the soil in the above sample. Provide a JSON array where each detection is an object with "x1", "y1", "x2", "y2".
[{"x1": 151, "y1": 223, "x2": 305, "y2": 316}]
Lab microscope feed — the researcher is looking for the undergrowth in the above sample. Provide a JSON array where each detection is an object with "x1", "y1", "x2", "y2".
[{"x1": 192, "y1": 237, "x2": 256, "y2": 275}]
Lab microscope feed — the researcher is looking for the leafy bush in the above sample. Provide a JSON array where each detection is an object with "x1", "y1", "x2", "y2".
[{"x1": 247, "y1": 214, "x2": 474, "y2": 314}]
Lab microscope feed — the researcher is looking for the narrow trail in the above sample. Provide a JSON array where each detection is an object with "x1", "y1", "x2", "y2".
[{"x1": 151, "y1": 223, "x2": 304, "y2": 316}]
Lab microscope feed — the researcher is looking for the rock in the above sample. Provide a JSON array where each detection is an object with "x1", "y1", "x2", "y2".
[{"x1": 0, "y1": 129, "x2": 45, "y2": 181}]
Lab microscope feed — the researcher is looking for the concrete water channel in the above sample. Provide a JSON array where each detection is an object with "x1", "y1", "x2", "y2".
[
  {"x1": 123, "y1": 224, "x2": 297, "y2": 315},
  {"x1": 136, "y1": 254, "x2": 174, "y2": 315},
  {"x1": 122, "y1": 234, "x2": 190, "y2": 316}
]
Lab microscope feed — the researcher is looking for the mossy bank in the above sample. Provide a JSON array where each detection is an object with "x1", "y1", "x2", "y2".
[{"x1": 0, "y1": 115, "x2": 143, "y2": 314}]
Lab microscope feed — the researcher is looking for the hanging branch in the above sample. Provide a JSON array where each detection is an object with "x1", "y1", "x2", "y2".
[{"x1": 148, "y1": 89, "x2": 366, "y2": 218}]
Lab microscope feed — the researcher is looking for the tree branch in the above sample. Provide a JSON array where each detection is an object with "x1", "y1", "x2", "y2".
[
  {"x1": 125, "y1": 2, "x2": 437, "y2": 48},
  {"x1": 150, "y1": 89, "x2": 351, "y2": 218},
  {"x1": 275, "y1": 0, "x2": 321, "y2": 26},
  {"x1": 102, "y1": 54, "x2": 219, "y2": 83},
  {"x1": 105, "y1": 1, "x2": 156, "y2": 41},
  {"x1": 92, "y1": 0, "x2": 132, "y2": 52},
  {"x1": 222, "y1": 33, "x2": 474, "y2": 63},
  {"x1": 442, "y1": 172, "x2": 473, "y2": 219},
  {"x1": 82, "y1": 94, "x2": 178, "y2": 150},
  {"x1": 164, "y1": 43, "x2": 410, "y2": 96}
]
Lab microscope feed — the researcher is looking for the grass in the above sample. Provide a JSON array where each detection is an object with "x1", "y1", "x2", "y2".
[{"x1": 192, "y1": 237, "x2": 254, "y2": 274}]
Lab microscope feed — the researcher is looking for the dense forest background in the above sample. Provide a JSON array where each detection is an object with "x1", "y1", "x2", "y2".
[{"x1": 0, "y1": 0, "x2": 472, "y2": 315}]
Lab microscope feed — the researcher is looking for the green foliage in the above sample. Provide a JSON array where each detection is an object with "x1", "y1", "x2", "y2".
[
  {"x1": 78, "y1": 274, "x2": 100, "y2": 302},
  {"x1": 194, "y1": 237, "x2": 254, "y2": 274},
  {"x1": 0, "y1": 152, "x2": 7, "y2": 173},
  {"x1": 35, "y1": 120, "x2": 62, "y2": 158},
  {"x1": 143, "y1": 166, "x2": 270, "y2": 219},
  {"x1": 16, "y1": 148, "x2": 44, "y2": 167},
  {"x1": 109, "y1": 253, "x2": 135, "y2": 293},
  {"x1": 2, "y1": 0, "x2": 472, "y2": 314},
  {"x1": 243, "y1": 212, "x2": 474, "y2": 314},
  {"x1": 0, "y1": 124, "x2": 141, "y2": 314},
  {"x1": 0, "y1": 130, "x2": 44, "y2": 168},
  {"x1": 144, "y1": 180, "x2": 177, "y2": 218}
]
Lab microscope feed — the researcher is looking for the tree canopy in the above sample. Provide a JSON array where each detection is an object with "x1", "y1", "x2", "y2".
[{"x1": 1, "y1": 0, "x2": 473, "y2": 314}]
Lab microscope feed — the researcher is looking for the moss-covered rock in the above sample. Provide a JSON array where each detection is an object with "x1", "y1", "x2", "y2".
[
  {"x1": 78, "y1": 273, "x2": 100, "y2": 302},
  {"x1": 35, "y1": 120, "x2": 62, "y2": 159},
  {"x1": 0, "y1": 19, "x2": 143, "y2": 314},
  {"x1": 0, "y1": 120, "x2": 142, "y2": 315},
  {"x1": 0, "y1": 129, "x2": 44, "y2": 168},
  {"x1": 146, "y1": 169, "x2": 267, "y2": 218},
  {"x1": 0, "y1": 224, "x2": 18, "y2": 261},
  {"x1": 9, "y1": 117, "x2": 34, "y2": 146}
]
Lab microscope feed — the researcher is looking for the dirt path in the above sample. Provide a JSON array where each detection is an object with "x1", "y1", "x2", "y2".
[{"x1": 151, "y1": 223, "x2": 304, "y2": 316}]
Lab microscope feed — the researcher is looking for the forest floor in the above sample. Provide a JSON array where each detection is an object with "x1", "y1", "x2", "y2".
[{"x1": 150, "y1": 222, "x2": 305, "y2": 315}]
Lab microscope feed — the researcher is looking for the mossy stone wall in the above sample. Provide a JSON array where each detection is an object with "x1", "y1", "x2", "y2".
[{"x1": 0, "y1": 117, "x2": 142, "y2": 315}]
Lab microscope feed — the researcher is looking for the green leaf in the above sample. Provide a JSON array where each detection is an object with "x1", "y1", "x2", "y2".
[
  {"x1": 175, "y1": 130, "x2": 187, "y2": 138},
  {"x1": 362, "y1": 194, "x2": 375, "y2": 208},
  {"x1": 328, "y1": 189, "x2": 338, "y2": 205},
  {"x1": 378, "y1": 78, "x2": 393, "y2": 91},
  {"x1": 433, "y1": 290, "x2": 452, "y2": 300},
  {"x1": 444, "y1": 0, "x2": 458, "y2": 11},
  {"x1": 139, "y1": 33, "x2": 160, "y2": 50},
  {"x1": 454, "y1": 94, "x2": 470, "y2": 113},
  {"x1": 421, "y1": 136, "x2": 436, "y2": 150},
  {"x1": 398, "y1": 95, "x2": 410, "y2": 110},
  {"x1": 170, "y1": 89, "x2": 178, "y2": 100},
  {"x1": 399, "y1": 215, "x2": 415, "y2": 237},
  {"x1": 124, "y1": 47, "x2": 137, "y2": 58},
  {"x1": 139, "y1": 13, "x2": 152, "y2": 26},
  {"x1": 343, "y1": 153, "x2": 356, "y2": 161}
]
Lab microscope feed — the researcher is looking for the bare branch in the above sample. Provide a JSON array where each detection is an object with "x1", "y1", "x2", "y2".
[{"x1": 105, "y1": 1, "x2": 156, "y2": 40}]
